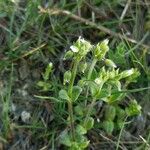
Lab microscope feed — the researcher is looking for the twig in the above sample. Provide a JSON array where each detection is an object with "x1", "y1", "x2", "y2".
[
  {"x1": 39, "y1": 6, "x2": 150, "y2": 49},
  {"x1": 139, "y1": 135, "x2": 150, "y2": 148},
  {"x1": 99, "y1": 133, "x2": 125, "y2": 150},
  {"x1": 120, "y1": 0, "x2": 131, "y2": 21},
  {"x1": 12, "y1": 43, "x2": 46, "y2": 62}
]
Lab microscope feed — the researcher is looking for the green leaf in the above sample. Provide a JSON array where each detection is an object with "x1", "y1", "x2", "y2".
[
  {"x1": 59, "y1": 130, "x2": 72, "y2": 147},
  {"x1": 96, "y1": 89, "x2": 109, "y2": 99},
  {"x1": 75, "y1": 134, "x2": 89, "y2": 149},
  {"x1": 108, "y1": 42, "x2": 126, "y2": 66},
  {"x1": 102, "y1": 120, "x2": 114, "y2": 135},
  {"x1": 116, "y1": 120, "x2": 124, "y2": 129},
  {"x1": 63, "y1": 50, "x2": 74, "y2": 60},
  {"x1": 72, "y1": 86, "x2": 82, "y2": 102},
  {"x1": 37, "y1": 81, "x2": 45, "y2": 87},
  {"x1": 59, "y1": 90, "x2": 70, "y2": 101},
  {"x1": 88, "y1": 81, "x2": 98, "y2": 97},
  {"x1": 71, "y1": 142, "x2": 80, "y2": 150},
  {"x1": 116, "y1": 107, "x2": 126, "y2": 120},
  {"x1": 37, "y1": 81, "x2": 51, "y2": 91},
  {"x1": 79, "y1": 136, "x2": 89, "y2": 149},
  {"x1": 106, "y1": 93, "x2": 126, "y2": 103},
  {"x1": 76, "y1": 125, "x2": 87, "y2": 135},
  {"x1": 105, "y1": 105, "x2": 116, "y2": 121},
  {"x1": 84, "y1": 117, "x2": 94, "y2": 130},
  {"x1": 74, "y1": 105, "x2": 84, "y2": 116},
  {"x1": 79, "y1": 140, "x2": 89, "y2": 149},
  {"x1": 43, "y1": 62, "x2": 53, "y2": 81}
]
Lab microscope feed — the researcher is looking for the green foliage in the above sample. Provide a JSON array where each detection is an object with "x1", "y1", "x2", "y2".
[
  {"x1": 93, "y1": 39, "x2": 109, "y2": 60},
  {"x1": 84, "y1": 117, "x2": 94, "y2": 130},
  {"x1": 37, "y1": 63, "x2": 53, "y2": 91},
  {"x1": 125, "y1": 100, "x2": 141, "y2": 116},
  {"x1": 104, "y1": 105, "x2": 116, "y2": 121},
  {"x1": 59, "y1": 89, "x2": 70, "y2": 101},
  {"x1": 64, "y1": 70, "x2": 72, "y2": 85},
  {"x1": 59, "y1": 130, "x2": 72, "y2": 147},
  {"x1": 102, "y1": 120, "x2": 114, "y2": 135},
  {"x1": 108, "y1": 42, "x2": 127, "y2": 66},
  {"x1": 76, "y1": 125, "x2": 87, "y2": 135},
  {"x1": 72, "y1": 86, "x2": 82, "y2": 102},
  {"x1": 1, "y1": 1, "x2": 149, "y2": 149},
  {"x1": 38, "y1": 38, "x2": 141, "y2": 149}
]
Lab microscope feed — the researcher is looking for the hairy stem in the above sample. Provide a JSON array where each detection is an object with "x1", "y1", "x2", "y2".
[
  {"x1": 87, "y1": 58, "x2": 97, "y2": 80},
  {"x1": 84, "y1": 82, "x2": 103, "y2": 126},
  {"x1": 85, "y1": 58, "x2": 97, "y2": 105},
  {"x1": 68, "y1": 60, "x2": 79, "y2": 141}
]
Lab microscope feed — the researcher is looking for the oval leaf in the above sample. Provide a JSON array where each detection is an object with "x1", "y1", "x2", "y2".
[
  {"x1": 59, "y1": 89, "x2": 70, "y2": 101},
  {"x1": 76, "y1": 125, "x2": 87, "y2": 135},
  {"x1": 72, "y1": 86, "x2": 82, "y2": 102},
  {"x1": 84, "y1": 117, "x2": 94, "y2": 130}
]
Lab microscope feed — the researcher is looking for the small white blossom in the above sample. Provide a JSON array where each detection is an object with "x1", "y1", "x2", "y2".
[
  {"x1": 123, "y1": 69, "x2": 134, "y2": 77},
  {"x1": 79, "y1": 37, "x2": 86, "y2": 43},
  {"x1": 119, "y1": 68, "x2": 135, "y2": 79},
  {"x1": 125, "y1": 69, "x2": 134, "y2": 76},
  {"x1": 70, "y1": 45, "x2": 79, "y2": 53},
  {"x1": 103, "y1": 39, "x2": 109, "y2": 45},
  {"x1": 95, "y1": 78, "x2": 101, "y2": 85}
]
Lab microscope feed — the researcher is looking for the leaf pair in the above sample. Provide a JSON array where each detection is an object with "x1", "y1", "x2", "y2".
[{"x1": 59, "y1": 86, "x2": 82, "y2": 102}]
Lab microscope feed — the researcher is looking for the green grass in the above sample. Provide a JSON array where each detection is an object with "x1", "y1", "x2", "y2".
[{"x1": 0, "y1": 0, "x2": 150, "y2": 149}]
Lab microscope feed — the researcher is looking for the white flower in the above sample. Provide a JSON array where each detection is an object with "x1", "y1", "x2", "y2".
[
  {"x1": 95, "y1": 78, "x2": 102, "y2": 85},
  {"x1": 126, "y1": 69, "x2": 134, "y2": 76},
  {"x1": 79, "y1": 36, "x2": 86, "y2": 43},
  {"x1": 103, "y1": 39, "x2": 109, "y2": 45},
  {"x1": 120, "y1": 68, "x2": 135, "y2": 79},
  {"x1": 123, "y1": 69, "x2": 134, "y2": 77},
  {"x1": 70, "y1": 45, "x2": 79, "y2": 53}
]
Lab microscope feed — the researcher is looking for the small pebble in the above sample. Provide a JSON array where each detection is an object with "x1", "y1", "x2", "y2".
[{"x1": 21, "y1": 111, "x2": 31, "y2": 123}]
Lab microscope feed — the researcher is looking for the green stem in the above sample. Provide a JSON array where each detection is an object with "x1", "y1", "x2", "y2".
[
  {"x1": 116, "y1": 116, "x2": 128, "y2": 150},
  {"x1": 84, "y1": 82, "x2": 103, "y2": 126},
  {"x1": 85, "y1": 58, "x2": 97, "y2": 105},
  {"x1": 68, "y1": 61, "x2": 78, "y2": 96},
  {"x1": 84, "y1": 98, "x2": 96, "y2": 126},
  {"x1": 87, "y1": 58, "x2": 97, "y2": 80},
  {"x1": 68, "y1": 60, "x2": 79, "y2": 141},
  {"x1": 68, "y1": 101, "x2": 75, "y2": 140}
]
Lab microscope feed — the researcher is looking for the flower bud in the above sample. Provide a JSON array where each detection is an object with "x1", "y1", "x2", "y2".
[
  {"x1": 94, "y1": 39, "x2": 109, "y2": 60},
  {"x1": 63, "y1": 70, "x2": 72, "y2": 85},
  {"x1": 70, "y1": 45, "x2": 79, "y2": 53},
  {"x1": 119, "y1": 68, "x2": 134, "y2": 79},
  {"x1": 44, "y1": 62, "x2": 53, "y2": 81},
  {"x1": 79, "y1": 62, "x2": 87, "y2": 73},
  {"x1": 74, "y1": 37, "x2": 92, "y2": 61},
  {"x1": 105, "y1": 59, "x2": 117, "y2": 68}
]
